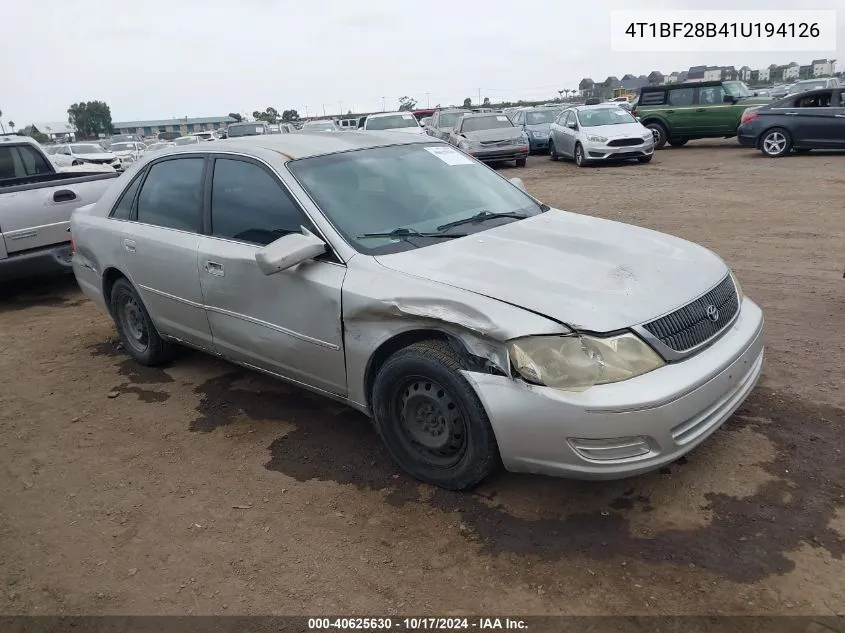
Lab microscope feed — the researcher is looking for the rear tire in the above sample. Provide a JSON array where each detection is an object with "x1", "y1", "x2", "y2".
[
  {"x1": 515, "y1": 157, "x2": 527, "y2": 167},
  {"x1": 549, "y1": 139, "x2": 559, "y2": 161},
  {"x1": 110, "y1": 278, "x2": 175, "y2": 366},
  {"x1": 760, "y1": 128, "x2": 792, "y2": 157},
  {"x1": 371, "y1": 340, "x2": 500, "y2": 490},
  {"x1": 646, "y1": 122, "x2": 668, "y2": 149}
]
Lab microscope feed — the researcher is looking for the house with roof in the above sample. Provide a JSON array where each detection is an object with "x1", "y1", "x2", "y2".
[
  {"x1": 29, "y1": 122, "x2": 75, "y2": 141},
  {"x1": 782, "y1": 62, "x2": 800, "y2": 80},
  {"x1": 687, "y1": 65, "x2": 706, "y2": 81},
  {"x1": 812, "y1": 59, "x2": 836, "y2": 77}
]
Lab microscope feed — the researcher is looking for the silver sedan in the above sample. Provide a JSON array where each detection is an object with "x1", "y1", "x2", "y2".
[
  {"x1": 549, "y1": 105, "x2": 655, "y2": 166},
  {"x1": 71, "y1": 133, "x2": 763, "y2": 490}
]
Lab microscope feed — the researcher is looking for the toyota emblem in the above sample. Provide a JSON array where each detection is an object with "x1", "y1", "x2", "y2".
[{"x1": 706, "y1": 304, "x2": 720, "y2": 322}]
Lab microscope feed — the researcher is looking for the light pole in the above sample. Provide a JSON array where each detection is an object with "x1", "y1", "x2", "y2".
[
  {"x1": 426, "y1": 92, "x2": 430, "y2": 108},
  {"x1": 381, "y1": 96, "x2": 386, "y2": 111}
]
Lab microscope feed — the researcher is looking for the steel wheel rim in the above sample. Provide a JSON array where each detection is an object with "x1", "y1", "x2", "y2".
[
  {"x1": 763, "y1": 132, "x2": 786, "y2": 155},
  {"x1": 394, "y1": 376, "x2": 467, "y2": 469},
  {"x1": 120, "y1": 295, "x2": 149, "y2": 353},
  {"x1": 575, "y1": 146, "x2": 583, "y2": 165}
]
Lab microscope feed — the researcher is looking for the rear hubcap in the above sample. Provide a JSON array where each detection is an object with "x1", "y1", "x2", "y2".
[
  {"x1": 763, "y1": 132, "x2": 786, "y2": 155},
  {"x1": 121, "y1": 295, "x2": 149, "y2": 353}
]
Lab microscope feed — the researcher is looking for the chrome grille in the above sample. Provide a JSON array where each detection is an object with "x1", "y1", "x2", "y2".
[{"x1": 643, "y1": 276, "x2": 738, "y2": 352}]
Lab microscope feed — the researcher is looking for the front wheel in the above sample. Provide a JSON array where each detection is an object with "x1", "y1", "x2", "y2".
[
  {"x1": 760, "y1": 128, "x2": 792, "y2": 157},
  {"x1": 371, "y1": 340, "x2": 500, "y2": 490},
  {"x1": 549, "y1": 139, "x2": 558, "y2": 161},
  {"x1": 574, "y1": 143, "x2": 587, "y2": 167},
  {"x1": 646, "y1": 122, "x2": 668, "y2": 149},
  {"x1": 515, "y1": 157, "x2": 527, "y2": 167}
]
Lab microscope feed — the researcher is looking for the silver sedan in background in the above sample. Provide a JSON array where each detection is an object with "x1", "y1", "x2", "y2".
[
  {"x1": 549, "y1": 105, "x2": 654, "y2": 166},
  {"x1": 71, "y1": 133, "x2": 763, "y2": 490}
]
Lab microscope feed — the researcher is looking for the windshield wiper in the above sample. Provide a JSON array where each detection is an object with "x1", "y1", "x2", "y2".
[
  {"x1": 436, "y1": 210, "x2": 529, "y2": 232},
  {"x1": 357, "y1": 227, "x2": 467, "y2": 240}
]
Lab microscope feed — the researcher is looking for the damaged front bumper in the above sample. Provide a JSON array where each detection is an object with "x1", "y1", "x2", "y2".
[{"x1": 462, "y1": 298, "x2": 765, "y2": 479}]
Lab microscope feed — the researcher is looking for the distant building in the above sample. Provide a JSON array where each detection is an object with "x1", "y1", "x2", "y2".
[
  {"x1": 29, "y1": 122, "x2": 75, "y2": 141},
  {"x1": 783, "y1": 63, "x2": 800, "y2": 80},
  {"x1": 704, "y1": 66, "x2": 722, "y2": 81},
  {"x1": 112, "y1": 116, "x2": 237, "y2": 137},
  {"x1": 812, "y1": 59, "x2": 836, "y2": 77},
  {"x1": 757, "y1": 67, "x2": 770, "y2": 82},
  {"x1": 799, "y1": 64, "x2": 813, "y2": 80},
  {"x1": 739, "y1": 66, "x2": 752, "y2": 82},
  {"x1": 687, "y1": 65, "x2": 706, "y2": 81}
]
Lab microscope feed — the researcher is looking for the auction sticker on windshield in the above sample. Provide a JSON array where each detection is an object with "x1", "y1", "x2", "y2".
[
  {"x1": 497, "y1": 116, "x2": 508, "y2": 121},
  {"x1": 402, "y1": 114, "x2": 414, "y2": 119},
  {"x1": 424, "y1": 146, "x2": 474, "y2": 165}
]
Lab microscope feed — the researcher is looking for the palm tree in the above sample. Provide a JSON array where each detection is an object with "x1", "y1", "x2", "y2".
[
  {"x1": 8, "y1": 121, "x2": 14, "y2": 133},
  {"x1": 0, "y1": 109, "x2": 5, "y2": 134}
]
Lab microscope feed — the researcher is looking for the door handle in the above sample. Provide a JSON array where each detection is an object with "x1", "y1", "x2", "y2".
[
  {"x1": 695, "y1": 108, "x2": 705, "y2": 112},
  {"x1": 53, "y1": 189, "x2": 77, "y2": 203},
  {"x1": 204, "y1": 261, "x2": 225, "y2": 276},
  {"x1": 123, "y1": 239, "x2": 136, "y2": 252},
  {"x1": 665, "y1": 109, "x2": 675, "y2": 114},
  {"x1": 835, "y1": 114, "x2": 845, "y2": 118}
]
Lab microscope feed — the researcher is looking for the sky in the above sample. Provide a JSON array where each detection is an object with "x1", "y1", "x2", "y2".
[{"x1": 1, "y1": 0, "x2": 841, "y2": 126}]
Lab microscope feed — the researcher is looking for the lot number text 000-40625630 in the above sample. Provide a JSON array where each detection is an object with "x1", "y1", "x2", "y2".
[{"x1": 610, "y1": 10, "x2": 837, "y2": 52}]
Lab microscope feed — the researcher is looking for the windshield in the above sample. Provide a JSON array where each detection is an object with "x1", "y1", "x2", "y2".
[
  {"x1": 525, "y1": 110, "x2": 558, "y2": 125},
  {"x1": 438, "y1": 112, "x2": 465, "y2": 128},
  {"x1": 227, "y1": 123, "x2": 267, "y2": 137},
  {"x1": 576, "y1": 108, "x2": 636, "y2": 127},
  {"x1": 460, "y1": 115, "x2": 513, "y2": 132},
  {"x1": 724, "y1": 81, "x2": 752, "y2": 98},
  {"x1": 788, "y1": 81, "x2": 827, "y2": 94},
  {"x1": 303, "y1": 122, "x2": 337, "y2": 131},
  {"x1": 365, "y1": 114, "x2": 419, "y2": 130},
  {"x1": 288, "y1": 143, "x2": 544, "y2": 255},
  {"x1": 110, "y1": 143, "x2": 134, "y2": 151},
  {"x1": 71, "y1": 144, "x2": 102, "y2": 154},
  {"x1": 174, "y1": 137, "x2": 199, "y2": 146}
]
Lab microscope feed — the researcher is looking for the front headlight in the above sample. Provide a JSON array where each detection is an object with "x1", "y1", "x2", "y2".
[
  {"x1": 729, "y1": 270, "x2": 744, "y2": 303},
  {"x1": 586, "y1": 135, "x2": 608, "y2": 143},
  {"x1": 642, "y1": 133, "x2": 653, "y2": 141},
  {"x1": 508, "y1": 333, "x2": 665, "y2": 391},
  {"x1": 530, "y1": 130, "x2": 545, "y2": 138}
]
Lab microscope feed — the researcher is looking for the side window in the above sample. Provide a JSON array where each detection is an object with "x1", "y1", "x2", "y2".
[
  {"x1": 668, "y1": 88, "x2": 694, "y2": 105},
  {"x1": 698, "y1": 86, "x2": 725, "y2": 105},
  {"x1": 15, "y1": 145, "x2": 53, "y2": 175},
  {"x1": 136, "y1": 158, "x2": 205, "y2": 232},
  {"x1": 210, "y1": 158, "x2": 313, "y2": 245},
  {"x1": 110, "y1": 171, "x2": 145, "y2": 220},
  {"x1": 795, "y1": 92, "x2": 832, "y2": 108},
  {"x1": 514, "y1": 111, "x2": 525, "y2": 125},
  {"x1": 639, "y1": 90, "x2": 666, "y2": 105}
]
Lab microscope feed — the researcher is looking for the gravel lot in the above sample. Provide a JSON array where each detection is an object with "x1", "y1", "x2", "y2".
[{"x1": 1, "y1": 140, "x2": 843, "y2": 616}]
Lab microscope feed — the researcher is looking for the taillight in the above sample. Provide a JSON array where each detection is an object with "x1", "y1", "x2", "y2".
[
  {"x1": 740, "y1": 110, "x2": 759, "y2": 125},
  {"x1": 69, "y1": 234, "x2": 75, "y2": 253},
  {"x1": 631, "y1": 107, "x2": 637, "y2": 117}
]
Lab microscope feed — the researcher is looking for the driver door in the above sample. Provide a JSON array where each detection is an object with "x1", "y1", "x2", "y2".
[
  {"x1": 196, "y1": 155, "x2": 347, "y2": 396},
  {"x1": 557, "y1": 111, "x2": 578, "y2": 156}
]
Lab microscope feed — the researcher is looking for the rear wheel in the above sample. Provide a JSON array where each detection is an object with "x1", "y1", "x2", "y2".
[
  {"x1": 646, "y1": 122, "x2": 668, "y2": 149},
  {"x1": 668, "y1": 138, "x2": 688, "y2": 147},
  {"x1": 371, "y1": 340, "x2": 500, "y2": 490},
  {"x1": 549, "y1": 139, "x2": 559, "y2": 161},
  {"x1": 760, "y1": 128, "x2": 792, "y2": 157},
  {"x1": 110, "y1": 278, "x2": 175, "y2": 366}
]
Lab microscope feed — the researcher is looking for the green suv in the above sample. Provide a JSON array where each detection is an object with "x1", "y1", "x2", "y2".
[{"x1": 633, "y1": 80, "x2": 771, "y2": 149}]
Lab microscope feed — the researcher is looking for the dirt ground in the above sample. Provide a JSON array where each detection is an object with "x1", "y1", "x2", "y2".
[{"x1": 1, "y1": 140, "x2": 844, "y2": 617}]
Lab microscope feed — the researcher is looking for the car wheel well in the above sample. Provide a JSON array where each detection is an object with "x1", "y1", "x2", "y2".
[
  {"x1": 363, "y1": 329, "x2": 505, "y2": 410},
  {"x1": 756, "y1": 126, "x2": 788, "y2": 149},
  {"x1": 102, "y1": 267, "x2": 129, "y2": 315}
]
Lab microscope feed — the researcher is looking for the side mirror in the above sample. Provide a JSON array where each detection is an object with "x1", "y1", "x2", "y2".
[
  {"x1": 723, "y1": 94, "x2": 736, "y2": 103},
  {"x1": 255, "y1": 228, "x2": 326, "y2": 275},
  {"x1": 509, "y1": 177, "x2": 526, "y2": 192},
  {"x1": 566, "y1": 121, "x2": 577, "y2": 130}
]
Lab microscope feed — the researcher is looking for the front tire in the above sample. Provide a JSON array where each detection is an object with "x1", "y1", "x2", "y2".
[
  {"x1": 646, "y1": 122, "x2": 668, "y2": 149},
  {"x1": 110, "y1": 278, "x2": 175, "y2": 366},
  {"x1": 574, "y1": 143, "x2": 587, "y2": 167},
  {"x1": 371, "y1": 340, "x2": 500, "y2": 490},
  {"x1": 549, "y1": 139, "x2": 558, "y2": 161}
]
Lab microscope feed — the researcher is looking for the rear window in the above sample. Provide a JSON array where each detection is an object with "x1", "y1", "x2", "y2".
[
  {"x1": 227, "y1": 123, "x2": 268, "y2": 137},
  {"x1": 460, "y1": 115, "x2": 513, "y2": 132},
  {"x1": 638, "y1": 90, "x2": 667, "y2": 106}
]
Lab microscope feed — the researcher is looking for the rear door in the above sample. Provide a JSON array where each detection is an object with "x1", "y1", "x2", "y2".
[
  {"x1": 695, "y1": 84, "x2": 733, "y2": 134},
  {"x1": 197, "y1": 155, "x2": 347, "y2": 395},
  {"x1": 119, "y1": 155, "x2": 213, "y2": 350},
  {"x1": 664, "y1": 86, "x2": 697, "y2": 135}
]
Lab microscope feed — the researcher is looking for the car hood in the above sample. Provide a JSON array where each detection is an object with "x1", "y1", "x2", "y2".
[
  {"x1": 373, "y1": 210, "x2": 727, "y2": 332},
  {"x1": 525, "y1": 123, "x2": 551, "y2": 134},
  {"x1": 111, "y1": 150, "x2": 136, "y2": 157},
  {"x1": 380, "y1": 126, "x2": 426, "y2": 134},
  {"x1": 581, "y1": 122, "x2": 649, "y2": 138},
  {"x1": 463, "y1": 128, "x2": 523, "y2": 142}
]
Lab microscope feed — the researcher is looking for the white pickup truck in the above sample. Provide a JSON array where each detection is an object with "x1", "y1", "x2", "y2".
[{"x1": 0, "y1": 135, "x2": 119, "y2": 283}]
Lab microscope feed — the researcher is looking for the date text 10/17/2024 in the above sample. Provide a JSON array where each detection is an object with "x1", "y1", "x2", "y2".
[{"x1": 307, "y1": 618, "x2": 528, "y2": 630}]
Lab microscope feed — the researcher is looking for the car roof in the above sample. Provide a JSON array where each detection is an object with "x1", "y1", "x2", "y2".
[
  {"x1": 642, "y1": 80, "x2": 727, "y2": 91},
  {"x1": 569, "y1": 104, "x2": 627, "y2": 111},
  {"x1": 367, "y1": 111, "x2": 413, "y2": 119},
  {"x1": 154, "y1": 131, "x2": 438, "y2": 161}
]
